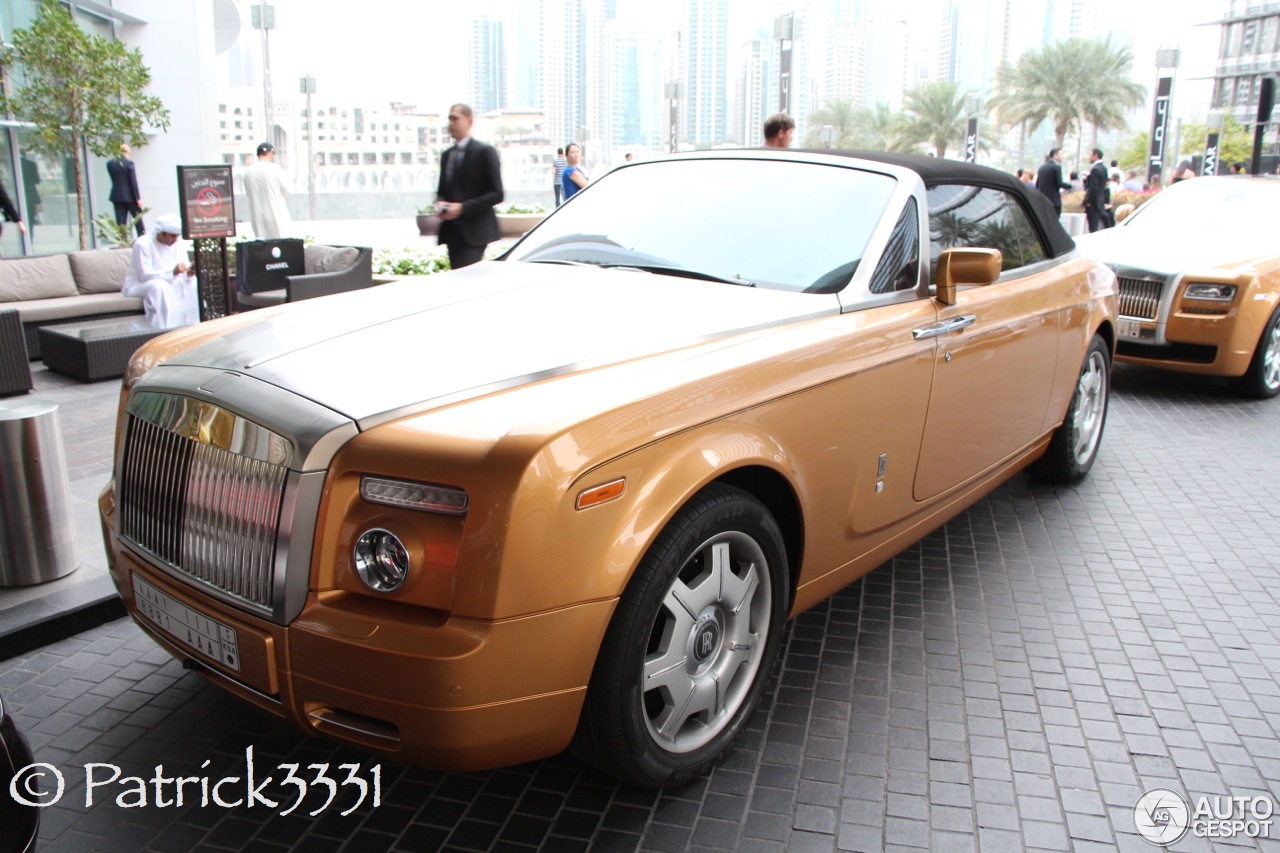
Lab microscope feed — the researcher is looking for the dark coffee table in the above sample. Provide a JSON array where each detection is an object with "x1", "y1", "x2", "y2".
[{"x1": 39, "y1": 316, "x2": 177, "y2": 382}]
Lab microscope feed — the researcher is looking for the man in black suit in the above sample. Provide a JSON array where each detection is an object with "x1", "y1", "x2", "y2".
[
  {"x1": 1035, "y1": 148, "x2": 1071, "y2": 215},
  {"x1": 1083, "y1": 148, "x2": 1109, "y2": 233},
  {"x1": 436, "y1": 103, "x2": 503, "y2": 269},
  {"x1": 107, "y1": 143, "x2": 145, "y2": 236}
]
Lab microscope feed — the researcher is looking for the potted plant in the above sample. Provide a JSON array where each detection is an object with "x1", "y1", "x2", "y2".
[
  {"x1": 496, "y1": 202, "x2": 548, "y2": 236},
  {"x1": 416, "y1": 203, "x2": 441, "y2": 236}
]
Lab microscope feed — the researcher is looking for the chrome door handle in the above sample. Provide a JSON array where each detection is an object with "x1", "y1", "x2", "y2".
[{"x1": 912, "y1": 315, "x2": 977, "y2": 339}]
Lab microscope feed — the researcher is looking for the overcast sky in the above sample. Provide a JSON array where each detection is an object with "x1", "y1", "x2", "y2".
[{"x1": 241, "y1": 0, "x2": 1222, "y2": 119}]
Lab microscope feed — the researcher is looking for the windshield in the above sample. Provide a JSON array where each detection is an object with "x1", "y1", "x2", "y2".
[
  {"x1": 1122, "y1": 180, "x2": 1280, "y2": 247},
  {"x1": 505, "y1": 158, "x2": 898, "y2": 293}
]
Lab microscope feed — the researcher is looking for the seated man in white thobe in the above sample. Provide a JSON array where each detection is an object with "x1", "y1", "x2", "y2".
[{"x1": 122, "y1": 213, "x2": 199, "y2": 327}]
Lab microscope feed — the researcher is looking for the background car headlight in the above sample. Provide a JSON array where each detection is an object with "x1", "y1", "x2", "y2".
[
  {"x1": 353, "y1": 529, "x2": 410, "y2": 592},
  {"x1": 1183, "y1": 283, "x2": 1236, "y2": 301}
]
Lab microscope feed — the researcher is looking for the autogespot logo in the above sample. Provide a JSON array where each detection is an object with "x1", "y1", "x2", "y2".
[{"x1": 1134, "y1": 788, "x2": 1190, "y2": 846}]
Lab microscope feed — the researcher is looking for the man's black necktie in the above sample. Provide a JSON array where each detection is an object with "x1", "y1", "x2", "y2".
[{"x1": 446, "y1": 146, "x2": 464, "y2": 197}]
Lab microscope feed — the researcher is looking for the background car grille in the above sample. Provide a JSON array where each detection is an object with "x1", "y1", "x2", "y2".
[
  {"x1": 119, "y1": 414, "x2": 288, "y2": 610},
  {"x1": 1116, "y1": 277, "x2": 1164, "y2": 320}
]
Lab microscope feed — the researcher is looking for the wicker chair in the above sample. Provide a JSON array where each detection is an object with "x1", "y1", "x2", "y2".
[
  {"x1": 238, "y1": 245, "x2": 373, "y2": 309},
  {"x1": 0, "y1": 309, "x2": 32, "y2": 396}
]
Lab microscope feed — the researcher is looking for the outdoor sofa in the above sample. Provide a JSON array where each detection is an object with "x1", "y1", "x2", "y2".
[{"x1": 0, "y1": 249, "x2": 142, "y2": 360}]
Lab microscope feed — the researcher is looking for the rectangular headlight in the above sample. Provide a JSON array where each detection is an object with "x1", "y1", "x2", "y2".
[
  {"x1": 361, "y1": 476, "x2": 469, "y2": 515},
  {"x1": 1183, "y1": 283, "x2": 1236, "y2": 301}
]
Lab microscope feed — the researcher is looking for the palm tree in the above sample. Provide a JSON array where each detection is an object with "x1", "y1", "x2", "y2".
[
  {"x1": 899, "y1": 81, "x2": 972, "y2": 158},
  {"x1": 988, "y1": 39, "x2": 1145, "y2": 152},
  {"x1": 862, "y1": 103, "x2": 910, "y2": 152},
  {"x1": 804, "y1": 100, "x2": 911, "y2": 151},
  {"x1": 1077, "y1": 41, "x2": 1145, "y2": 147},
  {"x1": 804, "y1": 100, "x2": 862, "y2": 148}
]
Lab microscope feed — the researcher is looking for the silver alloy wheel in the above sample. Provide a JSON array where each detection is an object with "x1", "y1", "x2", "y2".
[
  {"x1": 1071, "y1": 349, "x2": 1108, "y2": 465},
  {"x1": 1262, "y1": 321, "x2": 1280, "y2": 392},
  {"x1": 641, "y1": 530, "x2": 772, "y2": 754}
]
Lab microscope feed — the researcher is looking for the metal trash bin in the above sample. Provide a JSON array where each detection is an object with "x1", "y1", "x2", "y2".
[{"x1": 0, "y1": 399, "x2": 78, "y2": 586}]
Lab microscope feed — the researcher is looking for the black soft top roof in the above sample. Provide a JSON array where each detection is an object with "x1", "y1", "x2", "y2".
[{"x1": 798, "y1": 149, "x2": 1077, "y2": 259}]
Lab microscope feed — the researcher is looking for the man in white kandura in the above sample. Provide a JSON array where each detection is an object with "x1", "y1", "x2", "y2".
[
  {"x1": 122, "y1": 213, "x2": 198, "y2": 328},
  {"x1": 241, "y1": 141, "x2": 292, "y2": 238}
]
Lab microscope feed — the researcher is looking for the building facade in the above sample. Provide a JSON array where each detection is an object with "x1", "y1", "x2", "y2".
[{"x1": 1210, "y1": 0, "x2": 1280, "y2": 131}]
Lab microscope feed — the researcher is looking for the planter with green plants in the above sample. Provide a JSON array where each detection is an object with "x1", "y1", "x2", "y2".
[
  {"x1": 416, "y1": 203, "x2": 442, "y2": 236},
  {"x1": 496, "y1": 202, "x2": 548, "y2": 236}
]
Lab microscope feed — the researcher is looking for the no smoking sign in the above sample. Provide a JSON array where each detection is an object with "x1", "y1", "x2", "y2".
[{"x1": 195, "y1": 187, "x2": 222, "y2": 217}]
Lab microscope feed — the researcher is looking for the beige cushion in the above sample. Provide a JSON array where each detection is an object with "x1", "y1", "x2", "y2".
[
  {"x1": 304, "y1": 244, "x2": 360, "y2": 275},
  {"x1": 68, "y1": 248, "x2": 132, "y2": 294},
  {"x1": 5, "y1": 292, "x2": 143, "y2": 323},
  {"x1": 0, "y1": 254, "x2": 76, "y2": 302}
]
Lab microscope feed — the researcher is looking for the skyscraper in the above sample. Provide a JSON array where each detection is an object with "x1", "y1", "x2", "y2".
[
  {"x1": 539, "y1": 0, "x2": 585, "y2": 147},
  {"x1": 470, "y1": 16, "x2": 507, "y2": 113},
  {"x1": 684, "y1": 0, "x2": 728, "y2": 147}
]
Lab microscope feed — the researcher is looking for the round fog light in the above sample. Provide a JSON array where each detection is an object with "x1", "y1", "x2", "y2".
[{"x1": 353, "y1": 529, "x2": 410, "y2": 592}]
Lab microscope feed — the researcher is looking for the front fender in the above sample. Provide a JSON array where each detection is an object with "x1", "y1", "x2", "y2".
[{"x1": 482, "y1": 422, "x2": 804, "y2": 621}]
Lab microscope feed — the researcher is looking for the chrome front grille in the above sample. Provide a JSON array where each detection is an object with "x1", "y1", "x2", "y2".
[
  {"x1": 1117, "y1": 277, "x2": 1164, "y2": 320},
  {"x1": 118, "y1": 397, "x2": 292, "y2": 611}
]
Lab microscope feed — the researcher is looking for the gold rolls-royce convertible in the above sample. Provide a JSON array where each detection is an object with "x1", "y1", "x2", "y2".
[{"x1": 101, "y1": 151, "x2": 1117, "y2": 787}]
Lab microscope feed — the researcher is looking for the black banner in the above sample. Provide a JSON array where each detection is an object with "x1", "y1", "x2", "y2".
[
  {"x1": 1204, "y1": 132, "x2": 1220, "y2": 176},
  {"x1": 965, "y1": 117, "x2": 978, "y2": 163},
  {"x1": 177, "y1": 165, "x2": 236, "y2": 240},
  {"x1": 1147, "y1": 76, "x2": 1172, "y2": 185}
]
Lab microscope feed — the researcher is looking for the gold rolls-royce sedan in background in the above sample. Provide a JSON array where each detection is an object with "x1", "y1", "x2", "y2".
[
  {"x1": 101, "y1": 151, "x2": 1118, "y2": 787},
  {"x1": 1076, "y1": 176, "x2": 1280, "y2": 398}
]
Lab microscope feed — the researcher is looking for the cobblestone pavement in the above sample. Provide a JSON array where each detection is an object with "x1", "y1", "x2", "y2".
[{"x1": 3, "y1": 363, "x2": 1280, "y2": 853}]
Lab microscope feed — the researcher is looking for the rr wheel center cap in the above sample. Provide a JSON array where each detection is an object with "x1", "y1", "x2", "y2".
[{"x1": 688, "y1": 606, "x2": 724, "y2": 669}]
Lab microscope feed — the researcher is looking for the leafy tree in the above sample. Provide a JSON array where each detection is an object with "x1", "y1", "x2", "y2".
[
  {"x1": 1116, "y1": 116, "x2": 1251, "y2": 175},
  {"x1": 899, "y1": 81, "x2": 973, "y2": 158},
  {"x1": 0, "y1": 0, "x2": 170, "y2": 248}
]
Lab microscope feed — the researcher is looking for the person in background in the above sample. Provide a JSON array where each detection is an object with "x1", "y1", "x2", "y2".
[
  {"x1": 241, "y1": 142, "x2": 292, "y2": 239},
  {"x1": 1035, "y1": 148, "x2": 1072, "y2": 215},
  {"x1": 762, "y1": 113, "x2": 795, "y2": 148},
  {"x1": 0, "y1": 179, "x2": 27, "y2": 254},
  {"x1": 21, "y1": 152, "x2": 41, "y2": 226},
  {"x1": 107, "y1": 143, "x2": 145, "y2": 237},
  {"x1": 1108, "y1": 159, "x2": 1123, "y2": 183},
  {"x1": 1170, "y1": 160, "x2": 1197, "y2": 184},
  {"x1": 1083, "y1": 148, "x2": 1109, "y2": 232},
  {"x1": 122, "y1": 213, "x2": 197, "y2": 327},
  {"x1": 552, "y1": 147, "x2": 567, "y2": 206},
  {"x1": 562, "y1": 142, "x2": 589, "y2": 201},
  {"x1": 624, "y1": 152, "x2": 634, "y2": 162},
  {"x1": 1122, "y1": 170, "x2": 1144, "y2": 192},
  {"x1": 436, "y1": 103, "x2": 504, "y2": 269}
]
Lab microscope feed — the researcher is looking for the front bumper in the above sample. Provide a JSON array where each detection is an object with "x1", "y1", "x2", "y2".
[
  {"x1": 102, "y1": 489, "x2": 616, "y2": 772},
  {"x1": 1115, "y1": 309, "x2": 1257, "y2": 377}
]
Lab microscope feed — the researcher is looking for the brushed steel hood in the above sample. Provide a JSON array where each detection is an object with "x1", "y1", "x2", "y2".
[{"x1": 163, "y1": 261, "x2": 838, "y2": 427}]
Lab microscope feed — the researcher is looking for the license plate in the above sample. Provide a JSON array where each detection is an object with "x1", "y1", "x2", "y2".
[
  {"x1": 1117, "y1": 318, "x2": 1143, "y2": 339},
  {"x1": 132, "y1": 575, "x2": 241, "y2": 671}
]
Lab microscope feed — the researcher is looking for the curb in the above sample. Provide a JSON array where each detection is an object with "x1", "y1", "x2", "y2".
[{"x1": 0, "y1": 575, "x2": 126, "y2": 662}]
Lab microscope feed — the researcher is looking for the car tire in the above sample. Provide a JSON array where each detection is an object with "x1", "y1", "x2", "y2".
[
  {"x1": 1236, "y1": 306, "x2": 1280, "y2": 399},
  {"x1": 572, "y1": 483, "x2": 788, "y2": 788},
  {"x1": 1029, "y1": 334, "x2": 1110, "y2": 483}
]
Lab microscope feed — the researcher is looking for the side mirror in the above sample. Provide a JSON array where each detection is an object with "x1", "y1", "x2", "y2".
[{"x1": 934, "y1": 247, "x2": 1003, "y2": 305}]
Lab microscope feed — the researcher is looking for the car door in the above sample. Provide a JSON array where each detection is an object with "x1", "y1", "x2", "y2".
[{"x1": 912, "y1": 185, "x2": 1061, "y2": 502}]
